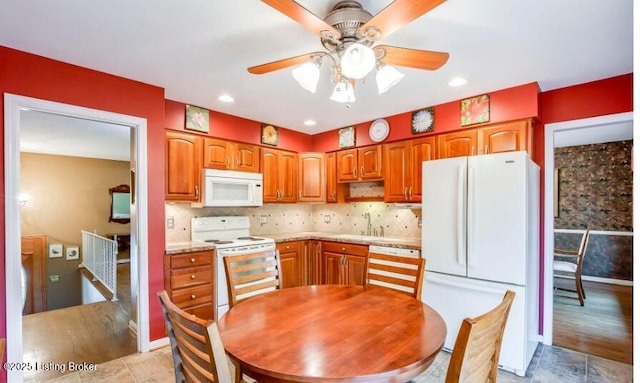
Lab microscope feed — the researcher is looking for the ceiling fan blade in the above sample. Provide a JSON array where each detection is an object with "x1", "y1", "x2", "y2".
[
  {"x1": 248, "y1": 52, "x2": 323, "y2": 74},
  {"x1": 360, "y1": 0, "x2": 446, "y2": 41},
  {"x1": 261, "y1": 0, "x2": 339, "y2": 37},
  {"x1": 376, "y1": 45, "x2": 449, "y2": 70}
]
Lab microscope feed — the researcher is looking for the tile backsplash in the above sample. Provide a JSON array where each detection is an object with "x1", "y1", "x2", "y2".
[{"x1": 165, "y1": 202, "x2": 422, "y2": 244}]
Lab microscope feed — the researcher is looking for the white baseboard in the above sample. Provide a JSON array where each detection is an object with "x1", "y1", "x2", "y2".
[
  {"x1": 149, "y1": 337, "x2": 170, "y2": 350},
  {"x1": 555, "y1": 274, "x2": 633, "y2": 286}
]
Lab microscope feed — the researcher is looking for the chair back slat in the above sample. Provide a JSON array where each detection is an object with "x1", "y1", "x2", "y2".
[
  {"x1": 158, "y1": 290, "x2": 233, "y2": 383},
  {"x1": 224, "y1": 249, "x2": 282, "y2": 307},
  {"x1": 365, "y1": 251, "x2": 425, "y2": 298},
  {"x1": 446, "y1": 290, "x2": 515, "y2": 383}
]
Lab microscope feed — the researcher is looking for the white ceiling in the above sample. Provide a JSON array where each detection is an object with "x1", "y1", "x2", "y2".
[{"x1": 0, "y1": 0, "x2": 633, "y2": 136}]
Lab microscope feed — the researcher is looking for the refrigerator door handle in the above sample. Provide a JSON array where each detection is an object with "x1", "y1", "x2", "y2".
[
  {"x1": 468, "y1": 167, "x2": 475, "y2": 267},
  {"x1": 456, "y1": 165, "x2": 466, "y2": 266}
]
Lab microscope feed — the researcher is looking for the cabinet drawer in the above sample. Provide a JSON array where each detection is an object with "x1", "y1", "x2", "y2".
[
  {"x1": 322, "y1": 242, "x2": 368, "y2": 257},
  {"x1": 170, "y1": 251, "x2": 212, "y2": 268},
  {"x1": 170, "y1": 283, "x2": 213, "y2": 308},
  {"x1": 277, "y1": 241, "x2": 303, "y2": 252},
  {"x1": 170, "y1": 266, "x2": 213, "y2": 289}
]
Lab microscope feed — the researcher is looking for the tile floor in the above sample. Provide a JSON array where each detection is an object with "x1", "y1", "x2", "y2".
[{"x1": 39, "y1": 343, "x2": 632, "y2": 383}]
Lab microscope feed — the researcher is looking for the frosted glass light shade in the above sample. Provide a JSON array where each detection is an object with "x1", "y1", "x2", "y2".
[
  {"x1": 330, "y1": 81, "x2": 356, "y2": 103},
  {"x1": 292, "y1": 61, "x2": 320, "y2": 93},
  {"x1": 340, "y1": 43, "x2": 376, "y2": 79},
  {"x1": 376, "y1": 64, "x2": 405, "y2": 94}
]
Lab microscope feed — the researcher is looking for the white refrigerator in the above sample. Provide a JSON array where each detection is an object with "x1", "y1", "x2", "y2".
[{"x1": 420, "y1": 151, "x2": 539, "y2": 377}]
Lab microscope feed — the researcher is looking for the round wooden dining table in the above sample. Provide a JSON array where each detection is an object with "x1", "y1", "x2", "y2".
[{"x1": 217, "y1": 285, "x2": 446, "y2": 383}]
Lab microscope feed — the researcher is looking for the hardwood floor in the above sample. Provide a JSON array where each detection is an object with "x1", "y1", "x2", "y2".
[
  {"x1": 552, "y1": 278, "x2": 632, "y2": 364},
  {"x1": 22, "y1": 263, "x2": 136, "y2": 382}
]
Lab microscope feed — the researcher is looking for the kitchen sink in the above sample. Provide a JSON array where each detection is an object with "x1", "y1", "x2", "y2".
[{"x1": 331, "y1": 234, "x2": 408, "y2": 243}]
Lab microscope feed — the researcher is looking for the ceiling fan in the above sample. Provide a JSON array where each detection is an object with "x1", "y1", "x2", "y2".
[{"x1": 249, "y1": 0, "x2": 449, "y2": 102}]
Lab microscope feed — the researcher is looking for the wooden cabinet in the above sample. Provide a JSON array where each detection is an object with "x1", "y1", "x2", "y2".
[
  {"x1": 383, "y1": 136, "x2": 436, "y2": 202},
  {"x1": 337, "y1": 145, "x2": 383, "y2": 183},
  {"x1": 438, "y1": 129, "x2": 478, "y2": 159},
  {"x1": 322, "y1": 242, "x2": 367, "y2": 286},
  {"x1": 298, "y1": 153, "x2": 325, "y2": 202},
  {"x1": 304, "y1": 240, "x2": 323, "y2": 285},
  {"x1": 326, "y1": 152, "x2": 338, "y2": 203},
  {"x1": 164, "y1": 250, "x2": 214, "y2": 320},
  {"x1": 165, "y1": 130, "x2": 203, "y2": 201},
  {"x1": 277, "y1": 241, "x2": 303, "y2": 288},
  {"x1": 438, "y1": 119, "x2": 533, "y2": 159},
  {"x1": 261, "y1": 148, "x2": 298, "y2": 203},
  {"x1": 478, "y1": 119, "x2": 533, "y2": 156},
  {"x1": 203, "y1": 138, "x2": 259, "y2": 173}
]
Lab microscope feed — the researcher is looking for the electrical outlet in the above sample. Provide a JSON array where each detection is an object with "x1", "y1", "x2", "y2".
[
  {"x1": 260, "y1": 215, "x2": 267, "y2": 226},
  {"x1": 324, "y1": 215, "x2": 331, "y2": 223},
  {"x1": 167, "y1": 217, "x2": 174, "y2": 229}
]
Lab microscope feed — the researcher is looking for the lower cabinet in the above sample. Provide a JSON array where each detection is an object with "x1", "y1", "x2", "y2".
[
  {"x1": 322, "y1": 242, "x2": 367, "y2": 286},
  {"x1": 163, "y1": 250, "x2": 214, "y2": 320},
  {"x1": 277, "y1": 241, "x2": 303, "y2": 288},
  {"x1": 304, "y1": 240, "x2": 323, "y2": 285}
]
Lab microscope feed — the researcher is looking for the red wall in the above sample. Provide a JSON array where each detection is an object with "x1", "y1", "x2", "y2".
[
  {"x1": 0, "y1": 46, "x2": 169, "y2": 364},
  {"x1": 312, "y1": 82, "x2": 540, "y2": 152},
  {"x1": 165, "y1": 99, "x2": 313, "y2": 152}
]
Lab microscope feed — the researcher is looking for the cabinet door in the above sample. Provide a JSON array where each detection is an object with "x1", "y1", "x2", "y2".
[
  {"x1": 438, "y1": 130, "x2": 478, "y2": 159},
  {"x1": 279, "y1": 151, "x2": 299, "y2": 202},
  {"x1": 277, "y1": 241, "x2": 301, "y2": 289},
  {"x1": 261, "y1": 148, "x2": 280, "y2": 202},
  {"x1": 337, "y1": 149, "x2": 358, "y2": 183},
  {"x1": 383, "y1": 142, "x2": 410, "y2": 202},
  {"x1": 359, "y1": 145, "x2": 383, "y2": 180},
  {"x1": 478, "y1": 119, "x2": 532, "y2": 156},
  {"x1": 324, "y1": 253, "x2": 343, "y2": 285},
  {"x1": 299, "y1": 153, "x2": 325, "y2": 202},
  {"x1": 344, "y1": 255, "x2": 366, "y2": 286},
  {"x1": 326, "y1": 152, "x2": 338, "y2": 203},
  {"x1": 305, "y1": 240, "x2": 322, "y2": 285},
  {"x1": 235, "y1": 143, "x2": 260, "y2": 173},
  {"x1": 203, "y1": 137, "x2": 232, "y2": 170},
  {"x1": 166, "y1": 131, "x2": 202, "y2": 201},
  {"x1": 409, "y1": 136, "x2": 437, "y2": 202}
]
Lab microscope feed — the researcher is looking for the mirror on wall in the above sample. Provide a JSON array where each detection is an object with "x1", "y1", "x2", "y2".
[{"x1": 109, "y1": 184, "x2": 130, "y2": 224}]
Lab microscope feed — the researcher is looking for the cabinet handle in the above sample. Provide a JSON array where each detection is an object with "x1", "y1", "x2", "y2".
[
  {"x1": 191, "y1": 294, "x2": 196, "y2": 299},
  {"x1": 352, "y1": 167, "x2": 356, "y2": 178},
  {"x1": 341, "y1": 247, "x2": 346, "y2": 252},
  {"x1": 286, "y1": 245, "x2": 290, "y2": 249},
  {"x1": 236, "y1": 156, "x2": 240, "y2": 167},
  {"x1": 361, "y1": 166, "x2": 364, "y2": 177},
  {"x1": 190, "y1": 258, "x2": 195, "y2": 263},
  {"x1": 190, "y1": 274, "x2": 196, "y2": 280},
  {"x1": 471, "y1": 146, "x2": 475, "y2": 156},
  {"x1": 408, "y1": 187, "x2": 413, "y2": 200},
  {"x1": 404, "y1": 187, "x2": 409, "y2": 200},
  {"x1": 195, "y1": 185, "x2": 199, "y2": 200},
  {"x1": 226, "y1": 156, "x2": 230, "y2": 168},
  {"x1": 299, "y1": 190, "x2": 302, "y2": 199},
  {"x1": 485, "y1": 145, "x2": 489, "y2": 154}
]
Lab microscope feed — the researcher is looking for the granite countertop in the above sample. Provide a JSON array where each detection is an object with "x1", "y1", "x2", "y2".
[{"x1": 165, "y1": 232, "x2": 420, "y2": 254}]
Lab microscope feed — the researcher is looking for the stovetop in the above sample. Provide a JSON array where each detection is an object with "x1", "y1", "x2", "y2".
[{"x1": 191, "y1": 216, "x2": 274, "y2": 249}]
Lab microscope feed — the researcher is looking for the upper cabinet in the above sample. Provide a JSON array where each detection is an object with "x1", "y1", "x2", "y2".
[
  {"x1": 203, "y1": 137, "x2": 259, "y2": 173},
  {"x1": 438, "y1": 118, "x2": 533, "y2": 159},
  {"x1": 298, "y1": 153, "x2": 325, "y2": 202},
  {"x1": 383, "y1": 136, "x2": 436, "y2": 202},
  {"x1": 166, "y1": 130, "x2": 203, "y2": 201},
  {"x1": 325, "y1": 152, "x2": 338, "y2": 203},
  {"x1": 337, "y1": 145, "x2": 383, "y2": 183},
  {"x1": 261, "y1": 148, "x2": 298, "y2": 203}
]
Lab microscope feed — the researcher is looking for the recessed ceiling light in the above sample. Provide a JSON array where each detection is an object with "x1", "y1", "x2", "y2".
[
  {"x1": 304, "y1": 120, "x2": 317, "y2": 126},
  {"x1": 218, "y1": 94, "x2": 234, "y2": 103},
  {"x1": 448, "y1": 77, "x2": 467, "y2": 87}
]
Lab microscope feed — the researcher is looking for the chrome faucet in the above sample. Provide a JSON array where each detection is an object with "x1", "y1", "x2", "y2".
[
  {"x1": 379, "y1": 225, "x2": 384, "y2": 237},
  {"x1": 364, "y1": 212, "x2": 372, "y2": 236}
]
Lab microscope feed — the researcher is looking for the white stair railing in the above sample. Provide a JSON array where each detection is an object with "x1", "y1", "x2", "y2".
[{"x1": 81, "y1": 230, "x2": 118, "y2": 300}]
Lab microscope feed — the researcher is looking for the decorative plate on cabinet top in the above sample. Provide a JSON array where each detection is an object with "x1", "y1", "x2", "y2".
[{"x1": 369, "y1": 119, "x2": 390, "y2": 142}]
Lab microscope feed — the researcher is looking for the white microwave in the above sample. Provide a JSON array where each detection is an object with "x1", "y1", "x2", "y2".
[{"x1": 196, "y1": 169, "x2": 263, "y2": 207}]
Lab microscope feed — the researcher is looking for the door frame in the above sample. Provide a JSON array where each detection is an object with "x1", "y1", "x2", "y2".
[
  {"x1": 542, "y1": 111, "x2": 633, "y2": 344},
  {"x1": 4, "y1": 94, "x2": 150, "y2": 382}
]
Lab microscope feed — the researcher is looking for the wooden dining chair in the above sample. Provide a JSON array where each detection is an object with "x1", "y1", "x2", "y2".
[
  {"x1": 553, "y1": 229, "x2": 590, "y2": 306},
  {"x1": 365, "y1": 251, "x2": 425, "y2": 298},
  {"x1": 157, "y1": 290, "x2": 237, "y2": 383},
  {"x1": 223, "y1": 249, "x2": 282, "y2": 308},
  {"x1": 445, "y1": 290, "x2": 515, "y2": 383}
]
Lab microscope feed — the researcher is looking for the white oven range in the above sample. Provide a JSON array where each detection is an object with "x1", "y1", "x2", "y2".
[{"x1": 191, "y1": 216, "x2": 275, "y2": 319}]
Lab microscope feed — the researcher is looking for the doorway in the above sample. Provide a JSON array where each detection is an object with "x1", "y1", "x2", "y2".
[
  {"x1": 4, "y1": 94, "x2": 150, "y2": 383},
  {"x1": 542, "y1": 112, "x2": 633, "y2": 355}
]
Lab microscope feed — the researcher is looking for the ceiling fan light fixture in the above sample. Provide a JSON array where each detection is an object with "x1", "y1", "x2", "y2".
[
  {"x1": 292, "y1": 61, "x2": 321, "y2": 93},
  {"x1": 376, "y1": 64, "x2": 404, "y2": 94},
  {"x1": 330, "y1": 80, "x2": 356, "y2": 103},
  {"x1": 340, "y1": 43, "x2": 376, "y2": 79}
]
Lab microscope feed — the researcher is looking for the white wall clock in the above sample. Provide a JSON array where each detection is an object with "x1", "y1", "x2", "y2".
[{"x1": 369, "y1": 119, "x2": 390, "y2": 142}]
